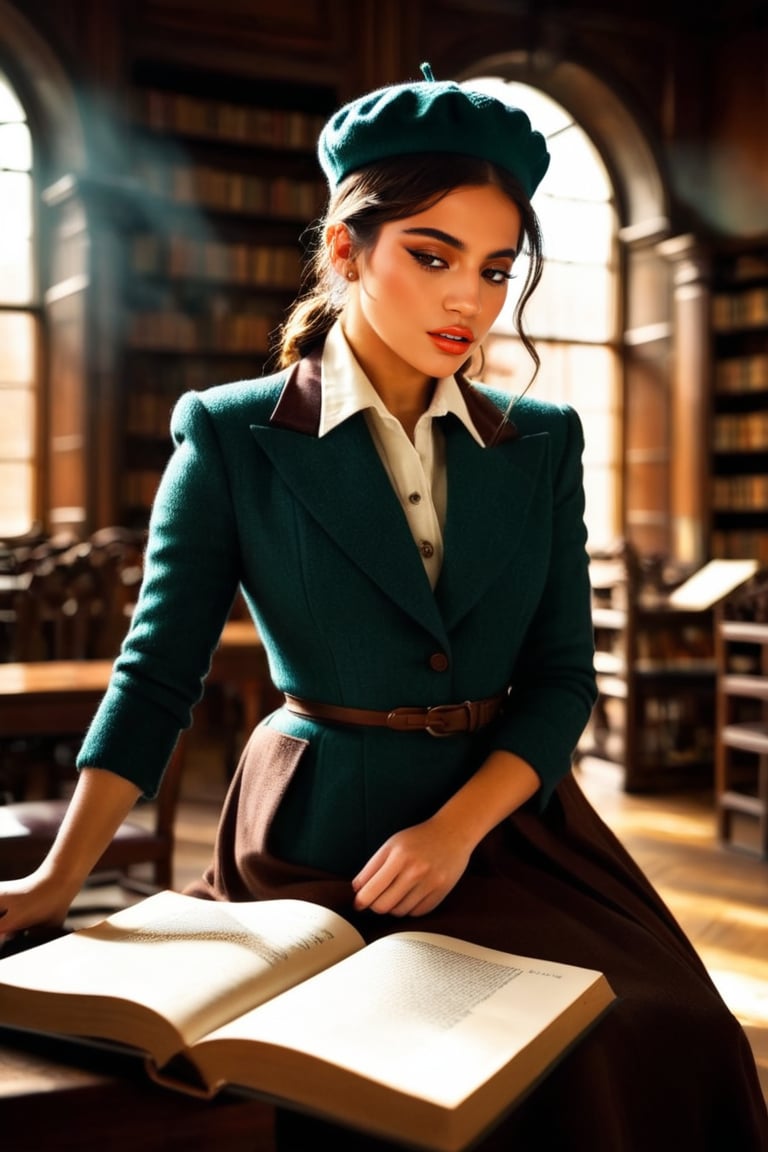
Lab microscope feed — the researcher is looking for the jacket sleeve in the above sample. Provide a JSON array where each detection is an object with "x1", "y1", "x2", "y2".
[
  {"x1": 489, "y1": 403, "x2": 597, "y2": 809},
  {"x1": 76, "y1": 392, "x2": 243, "y2": 797}
]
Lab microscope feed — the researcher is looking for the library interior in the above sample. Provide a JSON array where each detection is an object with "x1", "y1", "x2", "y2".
[{"x1": 0, "y1": 2, "x2": 766, "y2": 1148}]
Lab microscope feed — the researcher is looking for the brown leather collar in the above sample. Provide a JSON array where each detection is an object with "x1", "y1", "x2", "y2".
[{"x1": 270, "y1": 346, "x2": 518, "y2": 445}]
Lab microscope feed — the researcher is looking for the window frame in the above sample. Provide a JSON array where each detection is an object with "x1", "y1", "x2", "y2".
[
  {"x1": 0, "y1": 64, "x2": 44, "y2": 540},
  {"x1": 459, "y1": 57, "x2": 676, "y2": 558}
]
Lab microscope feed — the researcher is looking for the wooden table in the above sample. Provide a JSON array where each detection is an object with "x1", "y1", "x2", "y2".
[
  {"x1": 0, "y1": 1027, "x2": 274, "y2": 1151},
  {"x1": 0, "y1": 619, "x2": 272, "y2": 741},
  {"x1": 0, "y1": 626, "x2": 280, "y2": 1141},
  {"x1": 0, "y1": 573, "x2": 31, "y2": 663}
]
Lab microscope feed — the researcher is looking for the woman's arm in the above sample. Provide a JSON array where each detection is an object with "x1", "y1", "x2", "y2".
[
  {"x1": 0, "y1": 767, "x2": 141, "y2": 938},
  {"x1": 77, "y1": 390, "x2": 244, "y2": 797},
  {"x1": 0, "y1": 390, "x2": 254, "y2": 940},
  {"x1": 352, "y1": 749, "x2": 540, "y2": 917},
  {"x1": 485, "y1": 402, "x2": 597, "y2": 807}
]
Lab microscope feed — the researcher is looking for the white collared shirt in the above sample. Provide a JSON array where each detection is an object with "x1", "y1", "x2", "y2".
[{"x1": 320, "y1": 321, "x2": 485, "y2": 588}]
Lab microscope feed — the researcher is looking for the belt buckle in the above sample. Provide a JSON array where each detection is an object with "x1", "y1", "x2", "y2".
[{"x1": 425, "y1": 702, "x2": 471, "y2": 737}]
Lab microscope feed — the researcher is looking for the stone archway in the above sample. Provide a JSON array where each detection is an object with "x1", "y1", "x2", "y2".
[
  {"x1": 456, "y1": 52, "x2": 669, "y2": 239},
  {"x1": 458, "y1": 54, "x2": 704, "y2": 562},
  {"x1": 0, "y1": 1, "x2": 85, "y2": 178}
]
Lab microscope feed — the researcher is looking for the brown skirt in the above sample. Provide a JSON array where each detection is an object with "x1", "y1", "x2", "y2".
[{"x1": 186, "y1": 751, "x2": 768, "y2": 1152}]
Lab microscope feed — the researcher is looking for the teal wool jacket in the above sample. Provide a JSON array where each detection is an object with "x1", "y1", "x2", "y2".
[{"x1": 78, "y1": 349, "x2": 597, "y2": 877}]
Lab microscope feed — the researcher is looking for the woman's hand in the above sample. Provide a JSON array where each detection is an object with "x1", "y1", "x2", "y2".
[
  {"x1": 351, "y1": 814, "x2": 473, "y2": 917},
  {"x1": 0, "y1": 867, "x2": 80, "y2": 943},
  {"x1": 352, "y1": 749, "x2": 541, "y2": 917},
  {"x1": 0, "y1": 765, "x2": 142, "y2": 946}
]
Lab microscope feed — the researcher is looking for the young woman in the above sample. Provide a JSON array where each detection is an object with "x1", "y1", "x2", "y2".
[{"x1": 1, "y1": 67, "x2": 767, "y2": 1150}]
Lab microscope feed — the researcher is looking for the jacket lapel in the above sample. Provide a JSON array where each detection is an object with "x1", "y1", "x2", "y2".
[
  {"x1": 251, "y1": 355, "x2": 449, "y2": 642},
  {"x1": 251, "y1": 353, "x2": 550, "y2": 640},
  {"x1": 436, "y1": 414, "x2": 550, "y2": 630}
]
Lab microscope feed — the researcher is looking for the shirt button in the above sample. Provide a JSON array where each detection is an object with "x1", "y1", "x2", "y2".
[
  {"x1": 429, "y1": 652, "x2": 450, "y2": 672},
  {"x1": 408, "y1": 492, "x2": 421, "y2": 504},
  {"x1": 419, "y1": 540, "x2": 435, "y2": 558}
]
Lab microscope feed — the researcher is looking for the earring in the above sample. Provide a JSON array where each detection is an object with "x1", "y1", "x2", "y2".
[{"x1": 347, "y1": 269, "x2": 357, "y2": 281}]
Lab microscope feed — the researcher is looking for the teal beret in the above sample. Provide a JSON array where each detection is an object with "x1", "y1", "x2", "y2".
[{"x1": 318, "y1": 64, "x2": 550, "y2": 199}]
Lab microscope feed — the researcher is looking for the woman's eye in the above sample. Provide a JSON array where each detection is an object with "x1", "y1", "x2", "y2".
[
  {"x1": 408, "y1": 249, "x2": 446, "y2": 270},
  {"x1": 485, "y1": 267, "x2": 515, "y2": 285}
]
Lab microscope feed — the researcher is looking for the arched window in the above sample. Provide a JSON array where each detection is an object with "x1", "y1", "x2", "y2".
[
  {"x1": 469, "y1": 77, "x2": 620, "y2": 550},
  {"x1": 0, "y1": 68, "x2": 37, "y2": 538}
]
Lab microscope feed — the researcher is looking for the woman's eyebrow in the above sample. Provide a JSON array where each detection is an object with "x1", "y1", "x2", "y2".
[{"x1": 401, "y1": 226, "x2": 517, "y2": 260}]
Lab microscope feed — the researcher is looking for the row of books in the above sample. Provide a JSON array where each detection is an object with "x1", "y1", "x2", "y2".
[
  {"x1": 712, "y1": 411, "x2": 768, "y2": 451},
  {"x1": 713, "y1": 286, "x2": 768, "y2": 331},
  {"x1": 727, "y1": 252, "x2": 768, "y2": 282},
  {"x1": 634, "y1": 624, "x2": 714, "y2": 665},
  {"x1": 127, "y1": 353, "x2": 259, "y2": 394},
  {"x1": 712, "y1": 474, "x2": 768, "y2": 510},
  {"x1": 715, "y1": 353, "x2": 768, "y2": 393},
  {"x1": 128, "y1": 308, "x2": 279, "y2": 353},
  {"x1": 125, "y1": 389, "x2": 178, "y2": 440},
  {"x1": 125, "y1": 355, "x2": 269, "y2": 438},
  {"x1": 122, "y1": 468, "x2": 164, "y2": 510},
  {"x1": 131, "y1": 233, "x2": 302, "y2": 287},
  {"x1": 135, "y1": 159, "x2": 326, "y2": 220},
  {"x1": 712, "y1": 531, "x2": 768, "y2": 566},
  {"x1": 135, "y1": 88, "x2": 327, "y2": 151}
]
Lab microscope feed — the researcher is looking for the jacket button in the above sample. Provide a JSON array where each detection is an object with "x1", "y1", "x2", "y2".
[{"x1": 429, "y1": 652, "x2": 450, "y2": 672}]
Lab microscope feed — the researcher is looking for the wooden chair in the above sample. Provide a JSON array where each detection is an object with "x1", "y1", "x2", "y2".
[
  {"x1": 0, "y1": 524, "x2": 48, "y2": 662},
  {"x1": 2, "y1": 547, "x2": 107, "y2": 800},
  {"x1": 85, "y1": 526, "x2": 146, "y2": 656},
  {"x1": 0, "y1": 527, "x2": 188, "y2": 912},
  {"x1": 0, "y1": 736, "x2": 187, "y2": 898},
  {"x1": 4, "y1": 527, "x2": 145, "y2": 665},
  {"x1": 1, "y1": 530, "x2": 144, "y2": 800}
]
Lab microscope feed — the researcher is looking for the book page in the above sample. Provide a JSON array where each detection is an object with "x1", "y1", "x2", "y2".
[
  {"x1": 0, "y1": 892, "x2": 364, "y2": 1062},
  {"x1": 668, "y1": 559, "x2": 758, "y2": 610},
  {"x1": 194, "y1": 931, "x2": 613, "y2": 1107}
]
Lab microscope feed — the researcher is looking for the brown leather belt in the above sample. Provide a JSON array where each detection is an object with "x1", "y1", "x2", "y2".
[{"x1": 283, "y1": 690, "x2": 508, "y2": 737}]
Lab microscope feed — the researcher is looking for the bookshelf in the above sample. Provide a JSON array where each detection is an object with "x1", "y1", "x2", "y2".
[
  {"x1": 710, "y1": 242, "x2": 768, "y2": 566},
  {"x1": 578, "y1": 543, "x2": 718, "y2": 792},
  {"x1": 715, "y1": 572, "x2": 768, "y2": 860},
  {"x1": 118, "y1": 61, "x2": 337, "y2": 525}
]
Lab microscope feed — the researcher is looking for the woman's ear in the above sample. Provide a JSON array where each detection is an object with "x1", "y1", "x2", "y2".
[{"x1": 327, "y1": 223, "x2": 355, "y2": 278}]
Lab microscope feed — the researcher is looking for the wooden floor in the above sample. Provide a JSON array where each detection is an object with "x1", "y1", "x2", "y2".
[
  {"x1": 574, "y1": 756, "x2": 768, "y2": 1107},
  {"x1": 73, "y1": 732, "x2": 768, "y2": 1110}
]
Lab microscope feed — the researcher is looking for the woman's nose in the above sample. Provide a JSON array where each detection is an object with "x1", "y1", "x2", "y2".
[{"x1": 443, "y1": 274, "x2": 482, "y2": 317}]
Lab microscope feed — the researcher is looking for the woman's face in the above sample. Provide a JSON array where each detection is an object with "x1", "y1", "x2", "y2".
[{"x1": 340, "y1": 183, "x2": 522, "y2": 392}]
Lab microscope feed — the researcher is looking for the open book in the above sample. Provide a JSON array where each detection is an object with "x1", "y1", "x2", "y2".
[{"x1": 0, "y1": 891, "x2": 615, "y2": 1151}]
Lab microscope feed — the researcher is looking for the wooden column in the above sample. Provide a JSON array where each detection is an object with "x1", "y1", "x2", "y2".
[{"x1": 659, "y1": 234, "x2": 712, "y2": 568}]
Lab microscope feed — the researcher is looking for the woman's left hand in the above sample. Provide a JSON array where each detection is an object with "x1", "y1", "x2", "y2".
[
  {"x1": 352, "y1": 750, "x2": 540, "y2": 916},
  {"x1": 351, "y1": 816, "x2": 473, "y2": 917}
]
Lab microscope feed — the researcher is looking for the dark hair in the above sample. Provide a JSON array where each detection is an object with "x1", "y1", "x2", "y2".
[{"x1": 276, "y1": 153, "x2": 544, "y2": 391}]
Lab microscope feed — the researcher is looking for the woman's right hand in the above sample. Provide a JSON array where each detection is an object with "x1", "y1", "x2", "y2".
[
  {"x1": 0, "y1": 765, "x2": 142, "y2": 945},
  {"x1": 0, "y1": 867, "x2": 80, "y2": 942}
]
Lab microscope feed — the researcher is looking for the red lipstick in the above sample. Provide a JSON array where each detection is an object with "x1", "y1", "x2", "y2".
[{"x1": 427, "y1": 326, "x2": 474, "y2": 356}]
